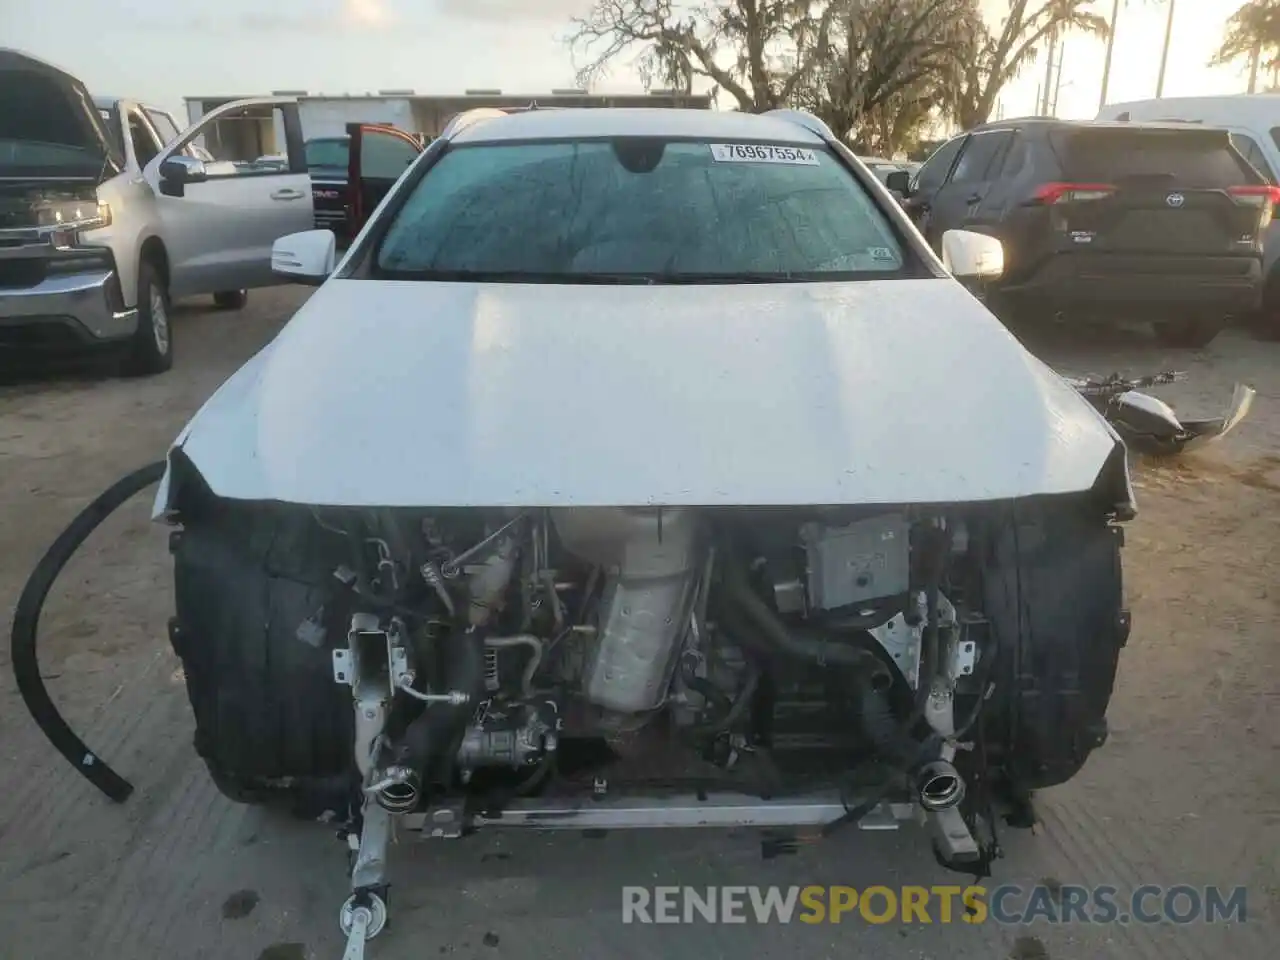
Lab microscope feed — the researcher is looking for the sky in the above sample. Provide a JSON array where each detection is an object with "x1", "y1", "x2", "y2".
[{"x1": 0, "y1": 0, "x2": 1260, "y2": 127}]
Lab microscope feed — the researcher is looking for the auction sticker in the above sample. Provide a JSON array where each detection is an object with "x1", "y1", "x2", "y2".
[{"x1": 710, "y1": 143, "x2": 819, "y2": 165}]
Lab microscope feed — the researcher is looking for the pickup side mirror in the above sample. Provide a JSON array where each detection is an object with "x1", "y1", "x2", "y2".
[
  {"x1": 941, "y1": 229, "x2": 1005, "y2": 280},
  {"x1": 884, "y1": 170, "x2": 911, "y2": 197},
  {"x1": 158, "y1": 156, "x2": 208, "y2": 197},
  {"x1": 272, "y1": 229, "x2": 337, "y2": 286}
]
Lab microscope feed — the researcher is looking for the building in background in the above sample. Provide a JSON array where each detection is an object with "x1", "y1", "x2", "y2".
[{"x1": 182, "y1": 89, "x2": 714, "y2": 159}]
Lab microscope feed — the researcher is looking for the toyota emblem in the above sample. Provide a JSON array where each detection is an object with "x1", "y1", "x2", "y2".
[{"x1": 1166, "y1": 193, "x2": 1186, "y2": 208}]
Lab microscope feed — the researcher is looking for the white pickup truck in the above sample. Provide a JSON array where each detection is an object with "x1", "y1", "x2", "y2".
[{"x1": 0, "y1": 48, "x2": 316, "y2": 375}]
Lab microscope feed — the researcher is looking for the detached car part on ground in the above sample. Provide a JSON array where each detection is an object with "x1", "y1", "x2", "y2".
[
  {"x1": 14, "y1": 108, "x2": 1135, "y2": 959},
  {"x1": 0, "y1": 49, "x2": 315, "y2": 375},
  {"x1": 1067, "y1": 371, "x2": 1255, "y2": 456}
]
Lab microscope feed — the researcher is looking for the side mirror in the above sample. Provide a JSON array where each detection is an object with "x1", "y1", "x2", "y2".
[
  {"x1": 160, "y1": 155, "x2": 207, "y2": 185},
  {"x1": 884, "y1": 170, "x2": 911, "y2": 197},
  {"x1": 158, "y1": 155, "x2": 207, "y2": 198},
  {"x1": 941, "y1": 229, "x2": 1004, "y2": 280},
  {"x1": 272, "y1": 229, "x2": 337, "y2": 286}
]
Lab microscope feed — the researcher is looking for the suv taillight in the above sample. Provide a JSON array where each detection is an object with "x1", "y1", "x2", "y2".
[
  {"x1": 1031, "y1": 182, "x2": 1116, "y2": 204},
  {"x1": 1228, "y1": 185, "x2": 1280, "y2": 229}
]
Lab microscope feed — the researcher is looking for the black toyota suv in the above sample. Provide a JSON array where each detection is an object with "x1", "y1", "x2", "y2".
[{"x1": 898, "y1": 119, "x2": 1274, "y2": 347}]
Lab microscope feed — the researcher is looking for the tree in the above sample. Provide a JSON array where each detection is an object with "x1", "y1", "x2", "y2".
[
  {"x1": 949, "y1": 0, "x2": 1108, "y2": 129},
  {"x1": 569, "y1": 0, "x2": 979, "y2": 154},
  {"x1": 569, "y1": 0, "x2": 825, "y2": 114},
  {"x1": 1211, "y1": 0, "x2": 1280, "y2": 92},
  {"x1": 796, "y1": 0, "x2": 981, "y2": 146}
]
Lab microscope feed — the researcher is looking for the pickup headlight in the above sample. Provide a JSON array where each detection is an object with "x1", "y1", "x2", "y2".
[{"x1": 33, "y1": 200, "x2": 112, "y2": 231}]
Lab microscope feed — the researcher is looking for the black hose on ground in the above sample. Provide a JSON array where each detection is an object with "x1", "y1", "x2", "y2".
[{"x1": 10, "y1": 460, "x2": 167, "y2": 803}]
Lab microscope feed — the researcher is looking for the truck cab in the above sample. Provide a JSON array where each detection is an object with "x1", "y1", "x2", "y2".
[{"x1": 0, "y1": 48, "x2": 315, "y2": 375}]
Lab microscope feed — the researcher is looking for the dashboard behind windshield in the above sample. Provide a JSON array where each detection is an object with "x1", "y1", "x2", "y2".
[{"x1": 373, "y1": 138, "x2": 909, "y2": 282}]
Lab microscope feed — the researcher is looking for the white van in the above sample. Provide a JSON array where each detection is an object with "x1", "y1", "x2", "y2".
[{"x1": 1098, "y1": 95, "x2": 1280, "y2": 316}]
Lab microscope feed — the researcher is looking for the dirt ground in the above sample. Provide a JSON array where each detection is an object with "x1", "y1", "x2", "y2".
[{"x1": 0, "y1": 290, "x2": 1277, "y2": 960}]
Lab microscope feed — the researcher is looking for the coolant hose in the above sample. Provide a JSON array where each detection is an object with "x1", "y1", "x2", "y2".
[
  {"x1": 10, "y1": 460, "x2": 167, "y2": 803},
  {"x1": 718, "y1": 559, "x2": 890, "y2": 676},
  {"x1": 396, "y1": 624, "x2": 487, "y2": 786}
]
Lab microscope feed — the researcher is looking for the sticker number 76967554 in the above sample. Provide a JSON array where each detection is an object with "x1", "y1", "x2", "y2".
[{"x1": 709, "y1": 143, "x2": 820, "y2": 165}]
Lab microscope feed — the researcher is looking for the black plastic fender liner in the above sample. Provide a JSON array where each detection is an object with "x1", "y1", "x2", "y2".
[{"x1": 9, "y1": 460, "x2": 167, "y2": 803}]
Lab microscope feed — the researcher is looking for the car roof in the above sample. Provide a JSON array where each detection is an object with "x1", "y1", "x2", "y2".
[
  {"x1": 450, "y1": 107, "x2": 826, "y2": 145},
  {"x1": 973, "y1": 117, "x2": 1229, "y2": 136}
]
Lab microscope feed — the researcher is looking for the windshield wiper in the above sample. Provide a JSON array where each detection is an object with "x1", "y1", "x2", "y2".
[
  {"x1": 653, "y1": 272, "x2": 798, "y2": 284},
  {"x1": 376, "y1": 268, "x2": 818, "y2": 285},
  {"x1": 379, "y1": 269, "x2": 661, "y2": 284}
]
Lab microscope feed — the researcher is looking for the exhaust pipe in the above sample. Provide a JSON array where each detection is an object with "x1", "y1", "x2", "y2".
[{"x1": 915, "y1": 759, "x2": 965, "y2": 811}]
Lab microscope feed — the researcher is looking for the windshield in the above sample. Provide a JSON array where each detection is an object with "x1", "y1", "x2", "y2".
[
  {"x1": 306, "y1": 138, "x2": 349, "y2": 170},
  {"x1": 0, "y1": 139, "x2": 98, "y2": 168},
  {"x1": 1, "y1": 72, "x2": 108, "y2": 177},
  {"x1": 374, "y1": 138, "x2": 907, "y2": 282},
  {"x1": 1052, "y1": 129, "x2": 1255, "y2": 186}
]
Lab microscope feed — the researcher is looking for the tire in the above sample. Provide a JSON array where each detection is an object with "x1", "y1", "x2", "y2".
[
  {"x1": 168, "y1": 502, "x2": 355, "y2": 816},
  {"x1": 1151, "y1": 316, "x2": 1225, "y2": 349},
  {"x1": 1253, "y1": 268, "x2": 1280, "y2": 341},
  {"x1": 122, "y1": 259, "x2": 173, "y2": 376},
  {"x1": 212, "y1": 289, "x2": 248, "y2": 310}
]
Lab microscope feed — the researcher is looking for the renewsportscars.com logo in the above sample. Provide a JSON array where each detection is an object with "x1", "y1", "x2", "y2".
[{"x1": 621, "y1": 885, "x2": 1248, "y2": 926}]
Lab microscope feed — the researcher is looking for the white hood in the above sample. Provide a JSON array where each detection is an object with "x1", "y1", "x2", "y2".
[{"x1": 157, "y1": 277, "x2": 1119, "y2": 511}]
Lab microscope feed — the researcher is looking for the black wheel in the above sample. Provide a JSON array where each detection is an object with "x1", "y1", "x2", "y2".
[
  {"x1": 212, "y1": 289, "x2": 248, "y2": 310},
  {"x1": 122, "y1": 259, "x2": 173, "y2": 376},
  {"x1": 1151, "y1": 317, "x2": 1225, "y2": 349},
  {"x1": 1253, "y1": 268, "x2": 1280, "y2": 340},
  {"x1": 169, "y1": 504, "x2": 354, "y2": 815}
]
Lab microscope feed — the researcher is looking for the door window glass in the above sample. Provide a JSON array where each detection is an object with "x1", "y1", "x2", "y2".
[
  {"x1": 145, "y1": 109, "x2": 181, "y2": 145},
  {"x1": 913, "y1": 136, "x2": 965, "y2": 193},
  {"x1": 169, "y1": 104, "x2": 295, "y2": 178},
  {"x1": 362, "y1": 131, "x2": 420, "y2": 180},
  {"x1": 1230, "y1": 132, "x2": 1276, "y2": 184},
  {"x1": 951, "y1": 131, "x2": 1015, "y2": 184},
  {"x1": 128, "y1": 112, "x2": 162, "y2": 167}
]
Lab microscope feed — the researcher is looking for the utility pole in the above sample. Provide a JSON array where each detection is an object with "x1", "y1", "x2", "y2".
[
  {"x1": 1099, "y1": 0, "x2": 1122, "y2": 110},
  {"x1": 1156, "y1": 0, "x2": 1177, "y2": 98},
  {"x1": 1051, "y1": 39, "x2": 1065, "y2": 115},
  {"x1": 1041, "y1": 29, "x2": 1058, "y2": 113}
]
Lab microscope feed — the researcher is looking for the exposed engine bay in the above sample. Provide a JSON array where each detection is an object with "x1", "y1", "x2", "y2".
[
  {"x1": 152, "y1": 487, "x2": 1128, "y2": 956},
  {"x1": 12, "y1": 468, "x2": 1130, "y2": 960},
  {"x1": 321, "y1": 506, "x2": 987, "y2": 817}
]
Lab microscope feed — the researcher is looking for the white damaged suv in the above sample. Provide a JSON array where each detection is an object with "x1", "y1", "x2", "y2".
[
  {"x1": 0, "y1": 49, "x2": 314, "y2": 375},
  {"x1": 155, "y1": 106, "x2": 1134, "y2": 952}
]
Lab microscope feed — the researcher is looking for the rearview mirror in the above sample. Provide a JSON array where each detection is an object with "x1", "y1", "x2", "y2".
[
  {"x1": 272, "y1": 230, "x2": 336, "y2": 286},
  {"x1": 941, "y1": 229, "x2": 1004, "y2": 280},
  {"x1": 884, "y1": 170, "x2": 911, "y2": 197}
]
